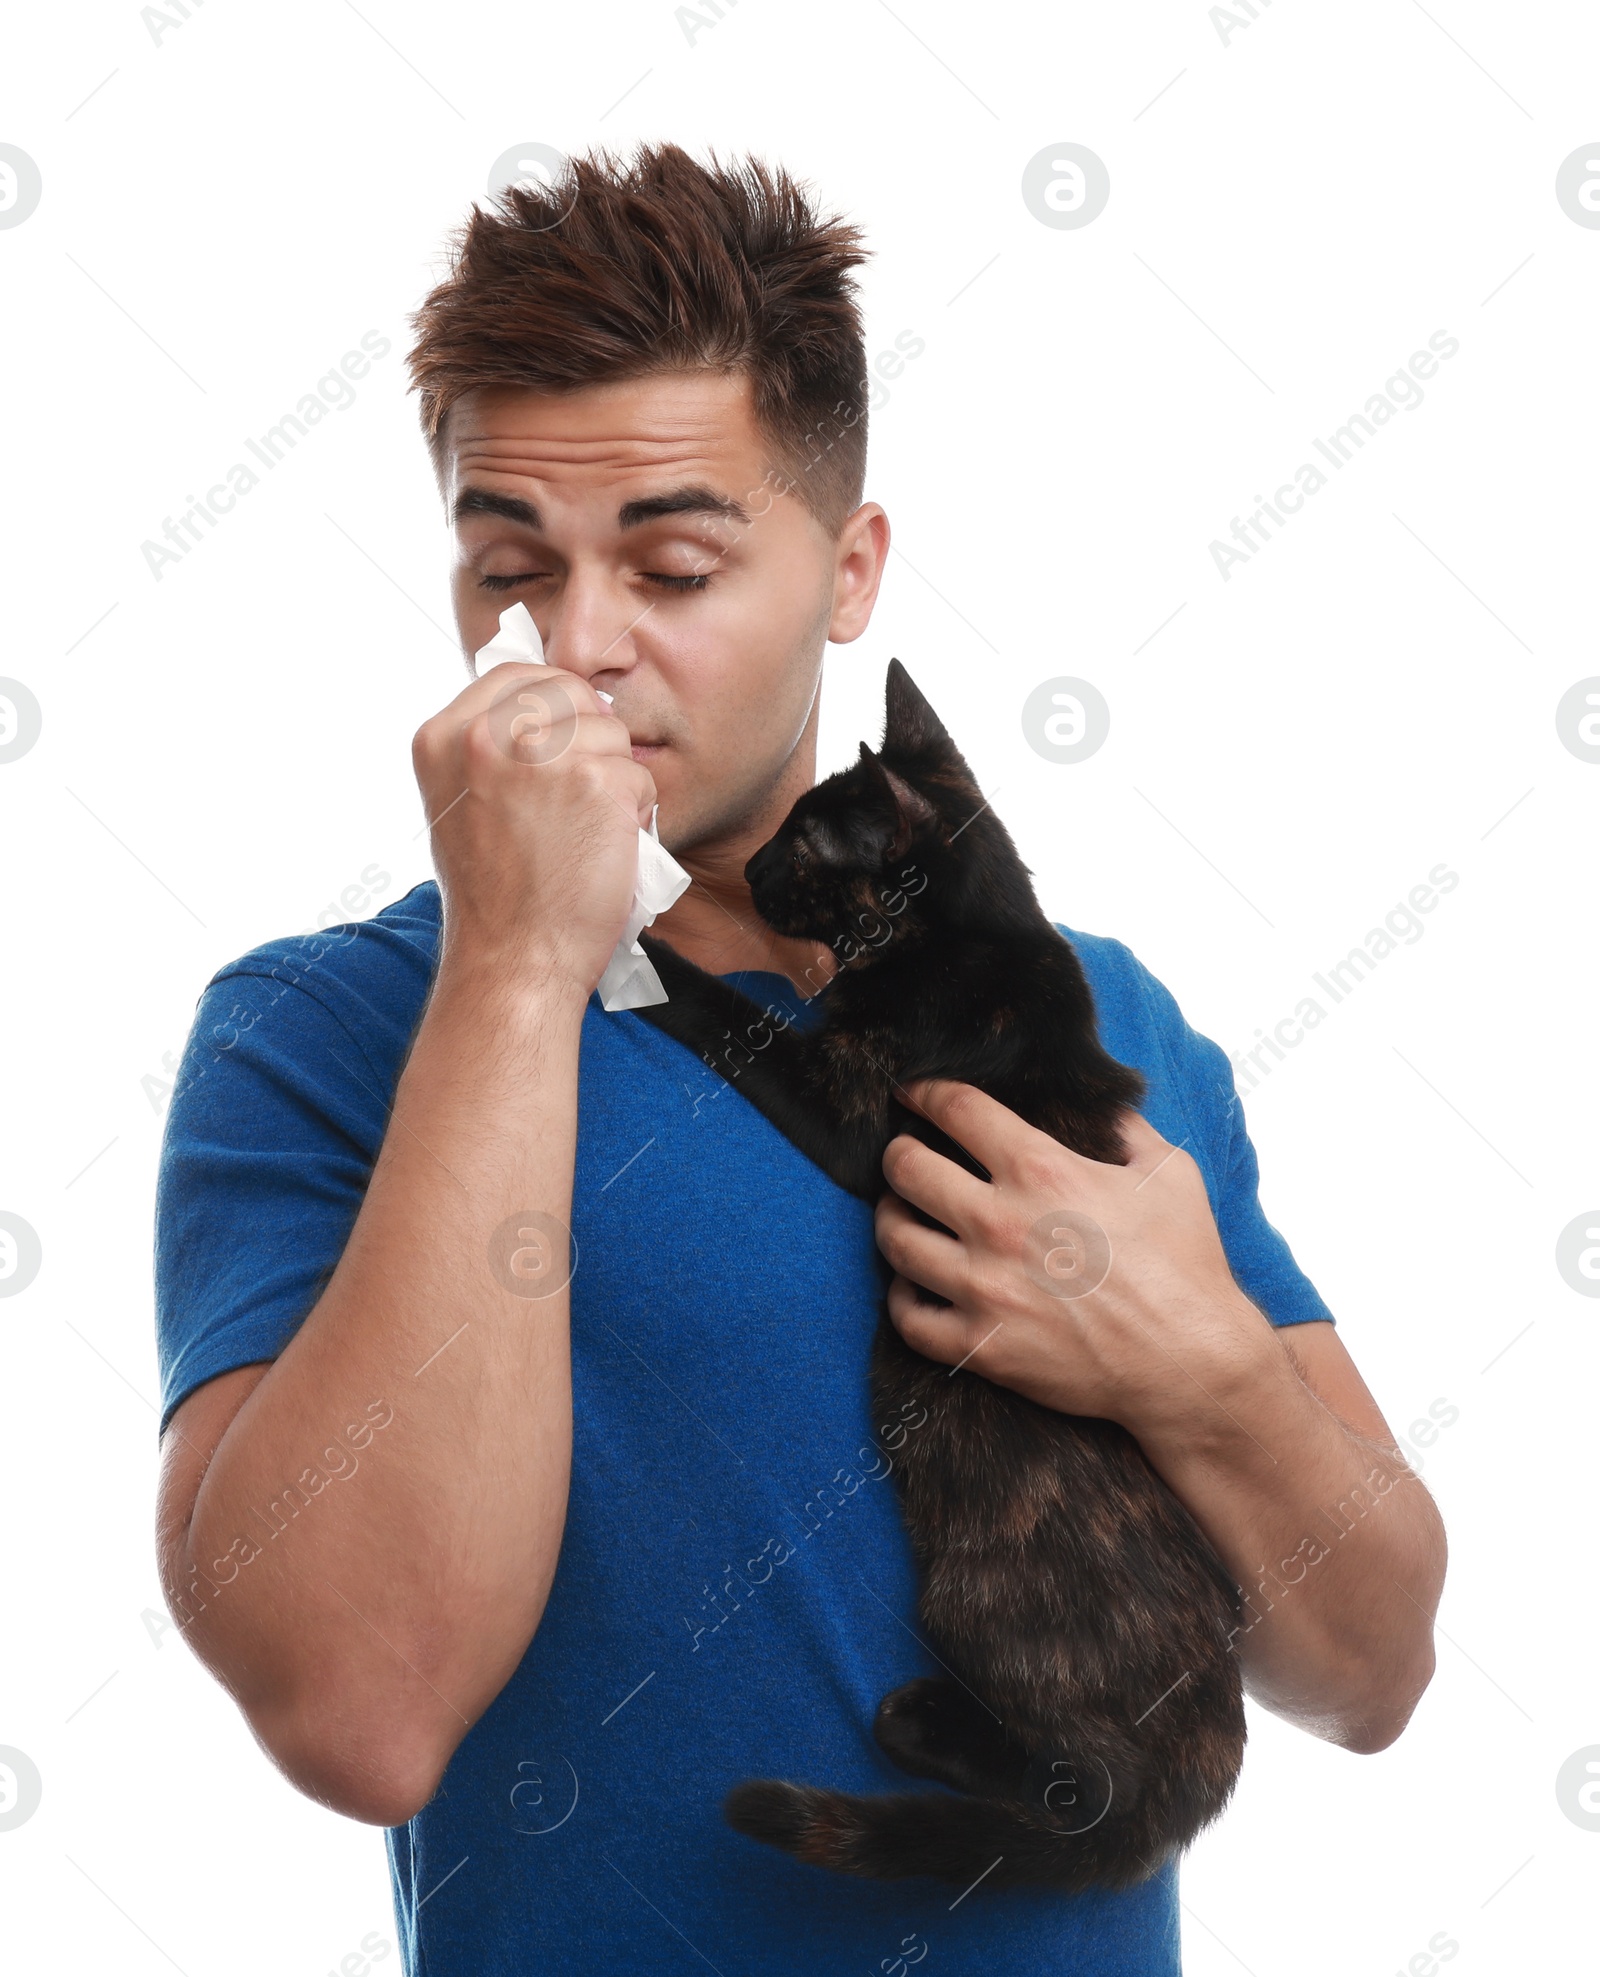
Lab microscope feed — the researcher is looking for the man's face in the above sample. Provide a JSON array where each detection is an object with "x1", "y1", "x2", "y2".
[{"x1": 444, "y1": 370, "x2": 886, "y2": 861}]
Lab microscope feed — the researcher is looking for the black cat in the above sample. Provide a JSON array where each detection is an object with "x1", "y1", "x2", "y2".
[{"x1": 634, "y1": 662, "x2": 1246, "y2": 1893}]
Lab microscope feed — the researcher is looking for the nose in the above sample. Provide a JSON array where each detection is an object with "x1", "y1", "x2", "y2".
[
  {"x1": 744, "y1": 838, "x2": 782, "y2": 887},
  {"x1": 542, "y1": 573, "x2": 645, "y2": 695}
]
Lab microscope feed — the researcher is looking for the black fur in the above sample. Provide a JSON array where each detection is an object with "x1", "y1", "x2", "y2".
[{"x1": 634, "y1": 661, "x2": 1246, "y2": 1892}]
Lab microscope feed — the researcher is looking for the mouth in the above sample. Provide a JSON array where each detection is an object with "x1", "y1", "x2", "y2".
[{"x1": 630, "y1": 741, "x2": 667, "y2": 761}]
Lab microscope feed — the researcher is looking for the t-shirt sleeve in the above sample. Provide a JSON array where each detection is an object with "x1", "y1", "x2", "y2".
[
  {"x1": 153, "y1": 960, "x2": 395, "y2": 1437},
  {"x1": 1207, "y1": 1082, "x2": 1335, "y2": 1328},
  {"x1": 1101, "y1": 937, "x2": 1335, "y2": 1331}
]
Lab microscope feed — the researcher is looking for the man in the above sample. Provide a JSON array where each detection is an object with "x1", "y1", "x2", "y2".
[{"x1": 154, "y1": 143, "x2": 1445, "y2": 1975}]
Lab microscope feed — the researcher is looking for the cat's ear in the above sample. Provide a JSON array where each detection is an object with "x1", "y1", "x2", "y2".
[
  {"x1": 859, "y1": 741, "x2": 937, "y2": 858},
  {"x1": 881, "y1": 660, "x2": 952, "y2": 760}
]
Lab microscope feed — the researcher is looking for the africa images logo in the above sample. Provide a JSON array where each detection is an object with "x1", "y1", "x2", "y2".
[{"x1": 1208, "y1": 331, "x2": 1460, "y2": 580}]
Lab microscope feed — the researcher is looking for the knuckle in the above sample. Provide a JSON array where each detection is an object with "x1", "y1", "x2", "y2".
[
  {"x1": 1016, "y1": 1148, "x2": 1061, "y2": 1194},
  {"x1": 940, "y1": 1084, "x2": 975, "y2": 1129},
  {"x1": 591, "y1": 712, "x2": 637, "y2": 759},
  {"x1": 459, "y1": 713, "x2": 502, "y2": 770},
  {"x1": 889, "y1": 1302, "x2": 938, "y2": 1357}
]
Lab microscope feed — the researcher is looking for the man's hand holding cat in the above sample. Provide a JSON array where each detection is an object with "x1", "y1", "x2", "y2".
[{"x1": 874, "y1": 1079, "x2": 1271, "y2": 1439}]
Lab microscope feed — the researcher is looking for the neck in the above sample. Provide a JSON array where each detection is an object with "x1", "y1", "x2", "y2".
[
  {"x1": 653, "y1": 865, "x2": 837, "y2": 996},
  {"x1": 650, "y1": 694, "x2": 837, "y2": 997}
]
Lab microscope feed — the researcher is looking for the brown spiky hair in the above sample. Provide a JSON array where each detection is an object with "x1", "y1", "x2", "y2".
[{"x1": 407, "y1": 142, "x2": 873, "y2": 535}]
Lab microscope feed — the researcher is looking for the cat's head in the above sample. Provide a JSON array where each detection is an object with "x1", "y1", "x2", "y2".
[{"x1": 744, "y1": 660, "x2": 1034, "y2": 953}]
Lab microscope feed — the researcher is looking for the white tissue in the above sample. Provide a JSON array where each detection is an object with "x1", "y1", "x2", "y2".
[{"x1": 473, "y1": 603, "x2": 691, "y2": 1011}]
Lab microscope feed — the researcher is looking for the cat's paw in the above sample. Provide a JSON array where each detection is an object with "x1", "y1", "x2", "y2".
[
  {"x1": 872, "y1": 1676, "x2": 951, "y2": 1776},
  {"x1": 874, "y1": 1678, "x2": 1025, "y2": 1797}
]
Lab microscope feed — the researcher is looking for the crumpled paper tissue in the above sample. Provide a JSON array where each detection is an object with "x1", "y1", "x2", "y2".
[{"x1": 473, "y1": 602, "x2": 691, "y2": 1011}]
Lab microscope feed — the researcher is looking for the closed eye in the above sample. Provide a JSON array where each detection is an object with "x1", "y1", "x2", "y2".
[
  {"x1": 802, "y1": 819, "x2": 850, "y2": 865},
  {"x1": 477, "y1": 571, "x2": 714, "y2": 593}
]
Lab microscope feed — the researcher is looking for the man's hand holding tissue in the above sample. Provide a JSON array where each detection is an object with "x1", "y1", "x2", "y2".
[
  {"x1": 158, "y1": 618, "x2": 666, "y2": 1828},
  {"x1": 153, "y1": 379, "x2": 887, "y2": 1842},
  {"x1": 411, "y1": 624, "x2": 659, "y2": 1005}
]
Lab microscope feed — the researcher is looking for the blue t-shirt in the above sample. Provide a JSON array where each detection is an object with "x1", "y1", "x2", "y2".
[{"x1": 154, "y1": 881, "x2": 1333, "y2": 1977}]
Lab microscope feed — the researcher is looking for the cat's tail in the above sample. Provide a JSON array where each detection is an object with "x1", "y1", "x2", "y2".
[{"x1": 723, "y1": 1778, "x2": 1163, "y2": 1894}]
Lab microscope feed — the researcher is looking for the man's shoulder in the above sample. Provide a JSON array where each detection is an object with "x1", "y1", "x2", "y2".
[
  {"x1": 1052, "y1": 921, "x2": 1139, "y2": 979},
  {"x1": 1051, "y1": 921, "x2": 1170, "y2": 1032},
  {"x1": 1049, "y1": 919, "x2": 1235, "y2": 1140},
  {"x1": 188, "y1": 880, "x2": 445, "y2": 1081},
  {"x1": 205, "y1": 879, "x2": 443, "y2": 1005}
]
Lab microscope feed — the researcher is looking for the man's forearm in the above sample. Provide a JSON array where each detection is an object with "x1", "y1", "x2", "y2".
[
  {"x1": 1122, "y1": 1302, "x2": 1446, "y2": 1753},
  {"x1": 163, "y1": 958, "x2": 589, "y2": 1821}
]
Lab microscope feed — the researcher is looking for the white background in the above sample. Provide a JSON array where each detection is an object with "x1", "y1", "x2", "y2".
[{"x1": 3, "y1": 1, "x2": 1597, "y2": 1971}]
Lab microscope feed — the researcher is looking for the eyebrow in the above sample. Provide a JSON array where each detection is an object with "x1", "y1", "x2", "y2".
[{"x1": 452, "y1": 484, "x2": 752, "y2": 532}]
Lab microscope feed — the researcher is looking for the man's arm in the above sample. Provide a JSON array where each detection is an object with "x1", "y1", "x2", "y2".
[
  {"x1": 155, "y1": 656, "x2": 657, "y2": 1826},
  {"x1": 1156, "y1": 1312, "x2": 1445, "y2": 1752},
  {"x1": 870, "y1": 1081, "x2": 1446, "y2": 1755}
]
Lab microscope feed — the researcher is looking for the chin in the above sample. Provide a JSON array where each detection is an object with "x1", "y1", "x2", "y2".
[{"x1": 654, "y1": 802, "x2": 721, "y2": 865}]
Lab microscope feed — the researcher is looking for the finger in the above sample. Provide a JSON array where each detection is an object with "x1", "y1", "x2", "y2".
[
  {"x1": 898, "y1": 1077, "x2": 1094, "y2": 1188},
  {"x1": 458, "y1": 682, "x2": 636, "y2": 789},
  {"x1": 482, "y1": 691, "x2": 637, "y2": 761},
  {"x1": 480, "y1": 672, "x2": 624, "y2": 747},
  {"x1": 880, "y1": 1130, "x2": 992, "y2": 1235},
  {"x1": 874, "y1": 1189, "x2": 967, "y2": 1304},
  {"x1": 453, "y1": 658, "x2": 621, "y2": 726},
  {"x1": 613, "y1": 759, "x2": 662, "y2": 830},
  {"x1": 885, "y1": 1273, "x2": 994, "y2": 1371},
  {"x1": 564, "y1": 753, "x2": 660, "y2": 832}
]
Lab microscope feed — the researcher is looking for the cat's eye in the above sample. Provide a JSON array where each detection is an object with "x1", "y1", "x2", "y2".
[{"x1": 801, "y1": 820, "x2": 850, "y2": 866}]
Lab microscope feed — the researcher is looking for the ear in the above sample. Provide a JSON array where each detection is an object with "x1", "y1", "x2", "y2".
[
  {"x1": 859, "y1": 743, "x2": 937, "y2": 859},
  {"x1": 882, "y1": 659, "x2": 951, "y2": 759}
]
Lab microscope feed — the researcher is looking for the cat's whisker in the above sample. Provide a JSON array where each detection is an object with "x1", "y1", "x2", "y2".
[
  {"x1": 685, "y1": 876, "x2": 762, "y2": 936},
  {"x1": 679, "y1": 875, "x2": 813, "y2": 988}
]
